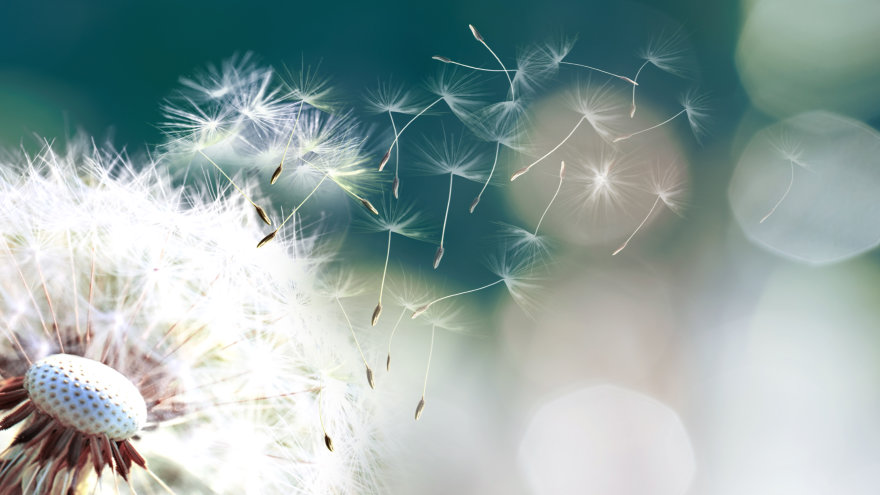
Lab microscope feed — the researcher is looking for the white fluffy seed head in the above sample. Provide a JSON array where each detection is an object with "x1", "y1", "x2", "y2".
[{"x1": 24, "y1": 354, "x2": 147, "y2": 441}]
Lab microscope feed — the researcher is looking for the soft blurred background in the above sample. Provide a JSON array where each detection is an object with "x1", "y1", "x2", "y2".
[{"x1": 3, "y1": 1, "x2": 880, "y2": 494}]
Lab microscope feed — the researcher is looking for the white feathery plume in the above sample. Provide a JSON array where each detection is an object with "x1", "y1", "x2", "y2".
[{"x1": 0, "y1": 138, "x2": 388, "y2": 494}]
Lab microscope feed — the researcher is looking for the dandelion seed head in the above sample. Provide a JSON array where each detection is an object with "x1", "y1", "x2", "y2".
[
  {"x1": 427, "y1": 68, "x2": 485, "y2": 113},
  {"x1": 568, "y1": 148, "x2": 639, "y2": 216},
  {"x1": 638, "y1": 27, "x2": 696, "y2": 79},
  {"x1": 416, "y1": 131, "x2": 486, "y2": 181},
  {"x1": 358, "y1": 199, "x2": 434, "y2": 241},
  {"x1": 0, "y1": 138, "x2": 387, "y2": 494},
  {"x1": 487, "y1": 246, "x2": 544, "y2": 316},
  {"x1": 495, "y1": 222, "x2": 553, "y2": 257},
  {"x1": 280, "y1": 60, "x2": 337, "y2": 111},
  {"x1": 679, "y1": 89, "x2": 710, "y2": 142},
  {"x1": 365, "y1": 79, "x2": 427, "y2": 115},
  {"x1": 568, "y1": 79, "x2": 627, "y2": 141},
  {"x1": 647, "y1": 162, "x2": 688, "y2": 216}
]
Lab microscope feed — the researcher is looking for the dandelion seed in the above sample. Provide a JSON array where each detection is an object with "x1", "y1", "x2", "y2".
[
  {"x1": 630, "y1": 27, "x2": 695, "y2": 118},
  {"x1": 271, "y1": 60, "x2": 338, "y2": 184},
  {"x1": 416, "y1": 132, "x2": 485, "y2": 268},
  {"x1": 411, "y1": 305, "x2": 462, "y2": 420},
  {"x1": 412, "y1": 246, "x2": 540, "y2": 318},
  {"x1": 335, "y1": 295, "x2": 374, "y2": 389},
  {"x1": 760, "y1": 131, "x2": 810, "y2": 223},
  {"x1": 366, "y1": 79, "x2": 429, "y2": 194},
  {"x1": 197, "y1": 149, "x2": 272, "y2": 225},
  {"x1": 415, "y1": 396, "x2": 426, "y2": 421},
  {"x1": 383, "y1": 273, "x2": 434, "y2": 372},
  {"x1": 358, "y1": 201, "x2": 432, "y2": 326},
  {"x1": 415, "y1": 322, "x2": 434, "y2": 421},
  {"x1": 534, "y1": 161, "x2": 565, "y2": 235},
  {"x1": 467, "y1": 24, "x2": 515, "y2": 99},
  {"x1": 559, "y1": 61, "x2": 637, "y2": 85},
  {"x1": 512, "y1": 80, "x2": 623, "y2": 181},
  {"x1": 455, "y1": 101, "x2": 527, "y2": 212},
  {"x1": 614, "y1": 89, "x2": 708, "y2": 143},
  {"x1": 566, "y1": 146, "x2": 640, "y2": 221},
  {"x1": 613, "y1": 162, "x2": 687, "y2": 255},
  {"x1": 377, "y1": 69, "x2": 482, "y2": 172}
]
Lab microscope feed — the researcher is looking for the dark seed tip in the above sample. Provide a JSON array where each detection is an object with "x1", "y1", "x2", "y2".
[
  {"x1": 324, "y1": 434, "x2": 334, "y2": 452},
  {"x1": 415, "y1": 397, "x2": 426, "y2": 420}
]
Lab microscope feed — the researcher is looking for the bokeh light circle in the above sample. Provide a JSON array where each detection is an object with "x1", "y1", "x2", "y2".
[
  {"x1": 518, "y1": 385, "x2": 695, "y2": 495},
  {"x1": 729, "y1": 111, "x2": 880, "y2": 264},
  {"x1": 737, "y1": 0, "x2": 880, "y2": 119}
]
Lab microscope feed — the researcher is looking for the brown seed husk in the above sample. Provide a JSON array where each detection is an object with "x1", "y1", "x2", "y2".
[{"x1": 415, "y1": 397, "x2": 426, "y2": 420}]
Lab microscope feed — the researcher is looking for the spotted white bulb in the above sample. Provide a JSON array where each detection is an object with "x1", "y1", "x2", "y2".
[{"x1": 23, "y1": 354, "x2": 148, "y2": 441}]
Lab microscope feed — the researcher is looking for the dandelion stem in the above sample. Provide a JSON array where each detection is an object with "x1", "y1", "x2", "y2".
[
  {"x1": 469, "y1": 24, "x2": 515, "y2": 100},
  {"x1": 613, "y1": 195, "x2": 661, "y2": 255},
  {"x1": 414, "y1": 324, "x2": 436, "y2": 421},
  {"x1": 197, "y1": 150, "x2": 271, "y2": 225},
  {"x1": 87, "y1": 245, "x2": 95, "y2": 342},
  {"x1": 560, "y1": 61, "x2": 638, "y2": 85},
  {"x1": 432, "y1": 57, "x2": 514, "y2": 73},
  {"x1": 434, "y1": 173, "x2": 454, "y2": 269},
  {"x1": 613, "y1": 108, "x2": 686, "y2": 143},
  {"x1": 373, "y1": 230, "x2": 393, "y2": 326},
  {"x1": 630, "y1": 60, "x2": 650, "y2": 118},
  {"x1": 35, "y1": 259, "x2": 63, "y2": 354},
  {"x1": 279, "y1": 173, "x2": 329, "y2": 229},
  {"x1": 65, "y1": 229, "x2": 83, "y2": 348},
  {"x1": 423, "y1": 324, "x2": 435, "y2": 397},
  {"x1": 380, "y1": 97, "x2": 444, "y2": 170},
  {"x1": 386, "y1": 306, "x2": 407, "y2": 371},
  {"x1": 535, "y1": 161, "x2": 565, "y2": 236},
  {"x1": 412, "y1": 279, "x2": 504, "y2": 318},
  {"x1": 336, "y1": 296, "x2": 373, "y2": 388},
  {"x1": 272, "y1": 101, "x2": 306, "y2": 184},
  {"x1": 318, "y1": 388, "x2": 333, "y2": 452},
  {"x1": 511, "y1": 116, "x2": 587, "y2": 181},
  {"x1": 760, "y1": 160, "x2": 795, "y2": 223},
  {"x1": 389, "y1": 111, "x2": 401, "y2": 198},
  {"x1": 471, "y1": 141, "x2": 500, "y2": 213},
  {"x1": 3, "y1": 241, "x2": 51, "y2": 340}
]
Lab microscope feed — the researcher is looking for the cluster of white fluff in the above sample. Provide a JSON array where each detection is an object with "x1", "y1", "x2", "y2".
[{"x1": 0, "y1": 139, "x2": 386, "y2": 494}]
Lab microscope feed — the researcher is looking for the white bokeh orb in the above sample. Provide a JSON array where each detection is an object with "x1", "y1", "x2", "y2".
[
  {"x1": 729, "y1": 111, "x2": 880, "y2": 264},
  {"x1": 518, "y1": 385, "x2": 695, "y2": 495}
]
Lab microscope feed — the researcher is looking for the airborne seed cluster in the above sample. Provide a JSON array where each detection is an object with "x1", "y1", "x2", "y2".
[{"x1": 23, "y1": 354, "x2": 148, "y2": 441}]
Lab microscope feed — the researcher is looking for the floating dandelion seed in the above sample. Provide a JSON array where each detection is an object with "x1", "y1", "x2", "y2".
[
  {"x1": 512, "y1": 79, "x2": 624, "y2": 181},
  {"x1": 365, "y1": 79, "x2": 429, "y2": 197},
  {"x1": 410, "y1": 306, "x2": 462, "y2": 421},
  {"x1": 467, "y1": 24, "x2": 515, "y2": 99},
  {"x1": 613, "y1": 162, "x2": 687, "y2": 255},
  {"x1": 416, "y1": 132, "x2": 486, "y2": 268},
  {"x1": 630, "y1": 27, "x2": 696, "y2": 118},
  {"x1": 495, "y1": 161, "x2": 565, "y2": 257},
  {"x1": 0, "y1": 139, "x2": 385, "y2": 493},
  {"x1": 433, "y1": 38, "x2": 562, "y2": 97},
  {"x1": 412, "y1": 246, "x2": 541, "y2": 319},
  {"x1": 357, "y1": 201, "x2": 433, "y2": 326},
  {"x1": 536, "y1": 161, "x2": 566, "y2": 235},
  {"x1": 320, "y1": 271, "x2": 376, "y2": 389},
  {"x1": 614, "y1": 89, "x2": 708, "y2": 143},
  {"x1": 759, "y1": 131, "x2": 811, "y2": 223},
  {"x1": 455, "y1": 101, "x2": 527, "y2": 213},
  {"x1": 384, "y1": 274, "x2": 434, "y2": 372},
  {"x1": 271, "y1": 63, "x2": 335, "y2": 185},
  {"x1": 567, "y1": 146, "x2": 640, "y2": 220},
  {"x1": 378, "y1": 68, "x2": 483, "y2": 171}
]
